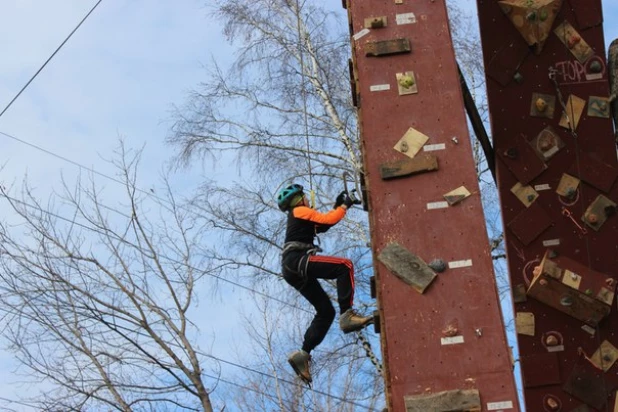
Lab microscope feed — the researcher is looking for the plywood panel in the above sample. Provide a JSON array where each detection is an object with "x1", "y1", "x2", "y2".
[
  {"x1": 475, "y1": 0, "x2": 618, "y2": 410},
  {"x1": 347, "y1": 1, "x2": 519, "y2": 410}
]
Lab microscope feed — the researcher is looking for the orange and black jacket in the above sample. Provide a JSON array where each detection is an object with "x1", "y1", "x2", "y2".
[{"x1": 284, "y1": 205, "x2": 347, "y2": 245}]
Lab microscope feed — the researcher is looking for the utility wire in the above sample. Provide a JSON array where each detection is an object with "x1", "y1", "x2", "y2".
[
  {"x1": 203, "y1": 352, "x2": 381, "y2": 411},
  {"x1": 0, "y1": 130, "x2": 130, "y2": 188},
  {"x1": 0, "y1": 194, "x2": 379, "y2": 411},
  {"x1": 0, "y1": 0, "x2": 104, "y2": 120},
  {"x1": 0, "y1": 136, "x2": 383, "y2": 407},
  {"x1": 0, "y1": 3, "x2": 381, "y2": 407},
  {"x1": 0, "y1": 129, "x2": 357, "y2": 318},
  {"x1": 0, "y1": 129, "x2": 178, "y2": 208},
  {"x1": 0, "y1": 190, "x2": 308, "y2": 314}
]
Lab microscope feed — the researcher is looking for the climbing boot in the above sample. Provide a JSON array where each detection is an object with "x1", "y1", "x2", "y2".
[
  {"x1": 339, "y1": 308, "x2": 373, "y2": 334},
  {"x1": 288, "y1": 350, "x2": 312, "y2": 384}
]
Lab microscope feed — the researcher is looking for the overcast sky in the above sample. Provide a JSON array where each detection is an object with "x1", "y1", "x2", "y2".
[{"x1": 0, "y1": 0, "x2": 617, "y2": 409}]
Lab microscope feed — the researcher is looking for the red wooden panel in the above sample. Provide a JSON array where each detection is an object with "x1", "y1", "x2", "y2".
[
  {"x1": 496, "y1": 134, "x2": 548, "y2": 185},
  {"x1": 521, "y1": 352, "x2": 561, "y2": 388},
  {"x1": 568, "y1": 0, "x2": 603, "y2": 29},
  {"x1": 486, "y1": 33, "x2": 531, "y2": 86},
  {"x1": 476, "y1": 0, "x2": 618, "y2": 410},
  {"x1": 567, "y1": 151, "x2": 618, "y2": 193},
  {"x1": 506, "y1": 202, "x2": 553, "y2": 245},
  {"x1": 347, "y1": 1, "x2": 519, "y2": 411}
]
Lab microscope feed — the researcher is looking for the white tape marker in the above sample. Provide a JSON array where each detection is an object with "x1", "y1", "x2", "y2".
[
  {"x1": 582, "y1": 325, "x2": 596, "y2": 335},
  {"x1": 448, "y1": 259, "x2": 473, "y2": 269},
  {"x1": 534, "y1": 184, "x2": 551, "y2": 191},
  {"x1": 586, "y1": 73, "x2": 603, "y2": 81},
  {"x1": 542, "y1": 239, "x2": 560, "y2": 247},
  {"x1": 396, "y1": 12, "x2": 416, "y2": 25},
  {"x1": 487, "y1": 401, "x2": 513, "y2": 410},
  {"x1": 441, "y1": 336, "x2": 464, "y2": 345},
  {"x1": 424, "y1": 143, "x2": 446, "y2": 152},
  {"x1": 427, "y1": 201, "x2": 449, "y2": 210},
  {"x1": 544, "y1": 146, "x2": 559, "y2": 157},
  {"x1": 353, "y1": 28, "x2": 370, "y2": 40},
  {"x1": 370, "y1": 84, "x2": 390, "y2": 92}
]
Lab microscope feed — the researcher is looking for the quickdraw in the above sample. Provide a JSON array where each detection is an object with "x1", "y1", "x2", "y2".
[{"x1": 342, "y1": 171, "x2": 364, "y2": 208}]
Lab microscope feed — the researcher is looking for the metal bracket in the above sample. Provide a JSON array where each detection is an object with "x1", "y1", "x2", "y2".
[{"x1": 342, "y1": 171, "x2": 363, "y2": 208}]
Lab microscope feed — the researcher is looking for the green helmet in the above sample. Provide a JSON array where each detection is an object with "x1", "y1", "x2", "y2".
[{"x1": 277, "y1": 183, "x2": 304, "y2": 212}]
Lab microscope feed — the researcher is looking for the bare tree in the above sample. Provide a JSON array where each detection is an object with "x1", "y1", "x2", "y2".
[{"x1": 0, "y1": 144, "x2": 216, "y2": 411}]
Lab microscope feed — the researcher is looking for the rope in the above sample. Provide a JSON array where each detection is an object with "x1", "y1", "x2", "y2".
[{"x1": 294, "y1": 0, "x2": 315, "y2": 208}]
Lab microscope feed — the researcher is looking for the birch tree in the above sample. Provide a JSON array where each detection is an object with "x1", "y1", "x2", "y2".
[{"x1": 0, "y1": 145, "x2": 216, "y2": 411}]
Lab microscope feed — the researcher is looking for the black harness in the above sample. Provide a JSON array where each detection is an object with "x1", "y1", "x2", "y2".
[{"x1": 281, "y1": 241, "x2": 322, "y2": 289}]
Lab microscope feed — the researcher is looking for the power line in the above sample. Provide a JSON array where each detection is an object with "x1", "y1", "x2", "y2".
[
  {"x1": 0, "y1": 129, "x2": 319, "y2": 313},
  {"x1": 0, "y1": 3, "x2": 381, "y2": 408},
  {"x1": 0, "y1": 194, "x2": 380, "y2": 411},
  {"x1": 0, "y1": 0, "x2": 104, "y2": 120},
  {"x1": 204, "y1": 352, "x2": 381, "y2": 411},
  {"x1": 0, "y1": 129, "x2": 175, "y2": 205},
  {"x1": 0, "y1": 128, "x2": 274, "y2": 244},
  {"x1": 0, "y1": 129, "x2": 316, "y2": 313},
  {"x1": 0, "y1": 190, "x2": 308, "y2": 314}
]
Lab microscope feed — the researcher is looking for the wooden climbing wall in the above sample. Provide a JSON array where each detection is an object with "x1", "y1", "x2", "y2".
[
  {"x1": 476, "y1": 0, "x2": 618, "y2": 410},
  {"x1": 344, "y1": 1, "x2": 519, "y2": 411}
]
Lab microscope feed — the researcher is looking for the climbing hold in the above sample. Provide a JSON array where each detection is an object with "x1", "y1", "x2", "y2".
[
  {"x1": 530, "y1": 93, "x2": 555, "y2": 118},
  {"x1": 544, "y1": 396, "x2": 560, "y2": 411},
  {"x1": 398, "y1": 74, "x2": 415, "y2": 88},
  {"x1": 565, "y1": 187, "x2": 576, "y2": 199},
  {"x1": 442, "y1": 324, "x2": 459, "y2": 337},
  {"x1": 428, "y1": 258, "x2": 447, "y2": 273},
  {"x1": 589, "y1": 60, "x2": 603, "y2": 73},
  {"x1": 535, "y1": 97, "x2": 548, "y2": 112},
  {"x1": 505, "y1": 147, "x2": 518, "y2": 159},
  {"x1": 539, "y1": 8, "x2": 548, "y2": 21},
  {"x1": 567, "y1": 35, "x2": 581, "y2": 49},
  {"x1": 545, "y1": 335, "x2": 558, "y2": 346}
]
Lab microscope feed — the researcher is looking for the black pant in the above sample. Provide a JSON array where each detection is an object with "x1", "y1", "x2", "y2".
[{"x1": 282, "y1": 251, "x2": 354, "y2": 353}]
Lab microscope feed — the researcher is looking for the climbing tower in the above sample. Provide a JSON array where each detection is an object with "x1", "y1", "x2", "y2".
[
  {"x1": 477, "y1": 0, "x2": 618, "y2": 410},
  {"x1": 344, "y1": 0, "x2": 519, "y2": 410}
]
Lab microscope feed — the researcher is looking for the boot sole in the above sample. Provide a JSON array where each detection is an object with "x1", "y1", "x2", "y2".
[
  {"x1": 288, "y1": 358, "x2": 312, "y2": 385},
  {"x1": 341, "y1": 318, "x2": 374, "y2": 334}
]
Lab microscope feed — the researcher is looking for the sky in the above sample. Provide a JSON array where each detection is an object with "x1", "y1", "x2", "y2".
[{"x1": 0, "y1": 0, "x2": 617, "y2": 410}]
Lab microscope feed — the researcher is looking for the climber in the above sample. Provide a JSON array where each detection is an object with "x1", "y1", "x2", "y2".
[{"x1": 277, "y1": 183, "x2": 373, "y2": 384}]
